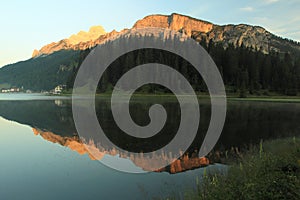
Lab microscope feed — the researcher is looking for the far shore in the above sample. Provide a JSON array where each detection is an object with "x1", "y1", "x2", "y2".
[{"x1": 47, "y1": 92, "x2": 300, "y2": 103}]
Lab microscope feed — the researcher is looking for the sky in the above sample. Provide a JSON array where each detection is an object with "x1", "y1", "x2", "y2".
[{"x1": 1, "y1": 0, "x2": 299, "y2": 67}]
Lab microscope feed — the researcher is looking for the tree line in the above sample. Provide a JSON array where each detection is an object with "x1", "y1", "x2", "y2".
[
  {"x1": 201, "y1": 39, "x2": 300, "y2": 96},
  {"x1": 67, "y1": 40, "x2": 300, "y2": 97}
]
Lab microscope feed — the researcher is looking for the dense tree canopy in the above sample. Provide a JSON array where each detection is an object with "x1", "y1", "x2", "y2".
[
  {"x1": 0, "y1": 40, "x2": 299, "y2": 96},
  {"x1": 67, "y1": 41, "x2": 300, "y2": 96},
  {"x1": 0, "y1": 50, "x2": 80, "y2": 91}
]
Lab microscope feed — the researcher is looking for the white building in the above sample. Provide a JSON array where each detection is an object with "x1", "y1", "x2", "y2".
[
  {"x1": 53, "y1": 85, "x2": 66, "y2": 94},
  {"x1": 1, "y1": 87, "x2": 20, "y2": 93}
]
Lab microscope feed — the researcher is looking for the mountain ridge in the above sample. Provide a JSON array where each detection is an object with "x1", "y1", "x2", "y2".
[
  {"x1": 1, "y1": 13, "x2": 300, "y2": 94},
  {"x1": 32, "y1": 25, "x2": 107, "y2": 57},
  {"x1": 31, "y1": 13, "x2": 300, "y2": 58}
]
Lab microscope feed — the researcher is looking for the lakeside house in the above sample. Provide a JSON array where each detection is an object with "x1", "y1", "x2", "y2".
[
  {"x1": 0, "y1": 87, "x2": 20, "y2": 93},
  {"x1": 53, "y1": 85, "x2": 66, "y2": 94}
]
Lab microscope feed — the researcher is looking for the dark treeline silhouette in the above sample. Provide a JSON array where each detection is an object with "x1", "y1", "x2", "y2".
[
  {"x1": 67, "y1": 40, "x2": 300, "y2": 97},
  {"x1": 200, "y1": 39, "x2": 300, "y2": 96}
]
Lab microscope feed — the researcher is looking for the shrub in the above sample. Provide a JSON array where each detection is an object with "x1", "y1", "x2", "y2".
[{"x1": 188, "y1": 138, "x2": 300, "y2": 200}]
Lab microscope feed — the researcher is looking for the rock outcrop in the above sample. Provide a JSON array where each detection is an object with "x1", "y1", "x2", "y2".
[
  {"x1": 134, "y1": 13, "x2": 300, "y2": 54},
  {"x1": 133, "y1": 13, "x2": 214, "y2": 36},
  {"x1": 32, "y1": 13, "x2": 300, "y2": 58},
  {"x1": 68, "y1": 26, "x2": 106, "y2": 45},
  {"x1": 192, "y1": 24, "x2": 273, "y2": 53},
  {"x1": 32, "y1": 25, "x2": 108, "y2": 57}
]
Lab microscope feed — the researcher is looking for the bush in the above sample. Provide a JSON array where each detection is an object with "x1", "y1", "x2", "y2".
[{"x1": 188, "y1": 138, "x2": 300, "y2": 200}]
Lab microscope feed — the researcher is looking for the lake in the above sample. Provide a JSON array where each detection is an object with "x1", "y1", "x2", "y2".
[{"x1": 0, "y1": 93, "x2": 300, "y2": 199}]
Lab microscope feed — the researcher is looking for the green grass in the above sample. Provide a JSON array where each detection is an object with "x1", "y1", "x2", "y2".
[
  {"x1": 180, "y1": 137, "x2": 300, "y2": 200},
  {"x1": 228, "y1": 97, "x2": 300, "y2": 103}
]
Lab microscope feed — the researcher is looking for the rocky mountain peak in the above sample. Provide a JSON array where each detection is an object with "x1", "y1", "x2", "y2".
[
  {"x1": 32, "y1": 25, "x2": 106, "y2": 57},
  {"x1": 133, "y1": 13, "x2": 214, "y2": 36},
  {"x1": 31, "y1": 13, "x2": 300, "y2": 58},
  {"x1": 32, "y1": 49, "x2": 39, "y2": 57},
  {"x1": 68, "y1": 25, "x2": 106, "y2": 45}
]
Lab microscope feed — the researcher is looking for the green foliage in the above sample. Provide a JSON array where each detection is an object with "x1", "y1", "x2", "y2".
[
  {"x1": 190, "y1": 138, "x2": 300, "y2": 200},
  {"x1": 67, "y1": 41, "x2": 300, "y2": 96},
  {"x1": 206, "y1": 41, "x2": 300, "y2": 96},
  {"x1": 1, "y1": 37, "x2": 300, "y2": 95},
  {"x1": 66, "y1": 48, "x2": 91, "y2": 90},
  {"x1": 0, "y1": 50, "x2": 80, "y2": 91}
]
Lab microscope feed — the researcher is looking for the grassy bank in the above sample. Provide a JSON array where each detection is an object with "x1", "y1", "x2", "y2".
[
  {"x1": 180, "y1": 137, "x2": 300, "y2": 200},
  {"x1": 228, "y1": 96, "x2": 300, "y2": 103}
]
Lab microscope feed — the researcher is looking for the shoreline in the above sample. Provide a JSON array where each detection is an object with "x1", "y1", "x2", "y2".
[
  {"x1": 1, "y1": 92, "x2": 300, "y2": 103},
  {"x1": 173, "y1": 137, "x2": 300, "y2": 199},
  {"x1": 51, "y1": 92, "x2": 300, "y2": 103}
]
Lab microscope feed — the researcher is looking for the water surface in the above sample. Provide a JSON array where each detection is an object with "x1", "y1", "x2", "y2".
[{"x1": 0, "y1": 94, "x2": 299, "y2": 199}]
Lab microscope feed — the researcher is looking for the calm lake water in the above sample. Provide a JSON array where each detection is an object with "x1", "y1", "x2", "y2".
[{"x1": 0, "y1": 93, "x2": 300, "y2": 199}]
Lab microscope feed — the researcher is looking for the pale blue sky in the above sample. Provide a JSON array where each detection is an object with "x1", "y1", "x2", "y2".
[{"x1": 1, "y1": 0, "x2": 299, "y2": 67}]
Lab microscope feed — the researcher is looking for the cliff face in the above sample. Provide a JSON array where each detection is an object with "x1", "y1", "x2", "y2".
[
  {"x1": 134, "y1": 13, "x2": 300, "y2": 54},
  {"x1": 32, "y1": 40, "x2": 72, "y2": 57},
  {"x1": 133, "y1": 13, "x2": 214, "y2": 36},
  {"x1": 32, "y1": 25, "x2": 108, "y2": 57},
  {"x1": 192, "y1": 24, "x2": 273, "y2": 53},
  {"x1": 32, "y1": 13, "x2": 300, "y2": 58},
  {"x1": 68, "y1": 26, "x2": 106, "y2": 45},
  {"x1": 32, "y1": 29, "x2": 128, "y2": 57}
]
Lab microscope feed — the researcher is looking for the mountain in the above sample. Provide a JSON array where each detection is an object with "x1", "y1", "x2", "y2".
[
  {"x1": 32, "y1": 25, "x2": 106, "y2": 57},
  {"x1": 133, "y1": 13, "x2": 214, "y2": 36},
  {"x1": 133, "y1": 13, "x2": 300, "y2": 56},
  {"x1": 0, "y1": 50, "x2": 80, "y2": 91},
  {"x1": 32, "y1": 13, "x2": 300, "y2": 58},
  {"x1": 0, "y1": 13, "x2": 300, "y2": 93}
]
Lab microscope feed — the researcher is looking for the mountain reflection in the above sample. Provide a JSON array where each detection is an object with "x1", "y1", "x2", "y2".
[
  {"x1": 0, "y1": 98, "x2": 300, "y2": 173},
  {"x1": 32, "y1": 128, "x2": 105, "y2": 160},
  {"x1": 32, "y1": 127, "x2": 209, "y2": 173}
]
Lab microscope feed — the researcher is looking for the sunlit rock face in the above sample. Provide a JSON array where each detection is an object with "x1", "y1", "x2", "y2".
[
  {"x1": 191, "y1": 24, "x2": 274, "y2": 53},
  {"x1": 32, "y1": 25, "x2": 108, "y2": 57},
  {"x1": 133, "y1": 13, "x2": 214, "y2": 36},
  {"x1": 133, "y1": 13, "x2": 300, "y2": 57},
  {"x1": 68, "y1": 26, "x2": 106, "y2": 45},
  {"x1": 32, "y1": 13, "x2": 300, "y2": 58}
]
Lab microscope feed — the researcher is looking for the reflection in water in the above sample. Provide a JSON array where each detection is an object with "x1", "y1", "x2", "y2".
[
  {"x1": 32, "y1": 128, "x2": 209, "y2": 173},
  {"x1": 1, "y1": 116, "x2": 222, "y2": 200},
  {"x1": 0, "y1": 98, "x2": 300, "y2": 173},
  {"x1": 32, "y1": 128, "x2": 105, "y2": 160}
]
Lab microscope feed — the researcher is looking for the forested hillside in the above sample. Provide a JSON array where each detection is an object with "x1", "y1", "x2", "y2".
[
  {"x1": 1, "y1": 13, "x2": 300, "y2": 95},
  {"x1": 0, "y1": 50, "x2": 79, "y2": 91},
  {"x1": 66, "y1": 41, "x2": 300, "y2": 96}
]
